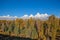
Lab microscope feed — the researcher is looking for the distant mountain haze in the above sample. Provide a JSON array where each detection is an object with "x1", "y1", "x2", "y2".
[{"x1": 0, "y1": 13, "x2": 50, "y2": 20}]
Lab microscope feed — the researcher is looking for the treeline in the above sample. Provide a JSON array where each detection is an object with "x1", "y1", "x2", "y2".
[{"x1": 0, "y1": 15, "x2": 60, "y2": 40}]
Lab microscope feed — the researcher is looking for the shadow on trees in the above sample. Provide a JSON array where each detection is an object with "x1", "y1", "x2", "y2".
[{"x1": 0, "y1": 34, "x2": 37, "y2": 40}]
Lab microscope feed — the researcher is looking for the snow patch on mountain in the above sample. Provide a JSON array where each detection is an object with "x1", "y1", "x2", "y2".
[
  {"x1": 21, "y1": 12, "x2": 49, "y2": 20},
  {"x1": 0, "y1": 12, "x2": 50, "y2": 20},
  {"x1": 0, "y1": 15, "x2": 18, "y2": 20}
]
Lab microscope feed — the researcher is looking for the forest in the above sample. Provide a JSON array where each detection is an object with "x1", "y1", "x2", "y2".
[{"x1": 0, "y1": 15, "x2": 60, "y2": 40}]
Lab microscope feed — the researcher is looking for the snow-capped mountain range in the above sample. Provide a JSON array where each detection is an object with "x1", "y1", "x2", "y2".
[{"x1": 0, "y1": 13, "x2": 50, "y2": 20}]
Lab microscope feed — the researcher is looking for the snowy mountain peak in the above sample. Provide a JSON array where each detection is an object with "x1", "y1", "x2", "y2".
[
  {"x1": 21, "y1": 12, "x2": 49, "y2": 20},
  {"x1": 0, "y1": 13, "x2": 50, "y2": 20},
  {"x1": 29, "y1": 14, "x2": 34, "y2": 18}
]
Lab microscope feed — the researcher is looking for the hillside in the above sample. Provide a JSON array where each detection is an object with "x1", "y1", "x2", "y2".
[{"x1": 0, "y1": 15, "x2": 60, "y2": 40}]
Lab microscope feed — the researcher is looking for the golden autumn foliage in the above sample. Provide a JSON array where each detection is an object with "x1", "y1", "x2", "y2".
[{"x1": 0, "y1": 15, "x2": 60, "y2": 40}]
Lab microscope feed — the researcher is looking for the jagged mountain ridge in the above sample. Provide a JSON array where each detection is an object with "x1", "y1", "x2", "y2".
[{"x1": 0, "y1": 13, "x2": 49, "y2": 20}]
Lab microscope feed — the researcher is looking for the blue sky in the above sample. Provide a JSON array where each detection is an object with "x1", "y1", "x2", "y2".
[{"x1": 0, "y1": 0, "x2": 60, "y2": 17}]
